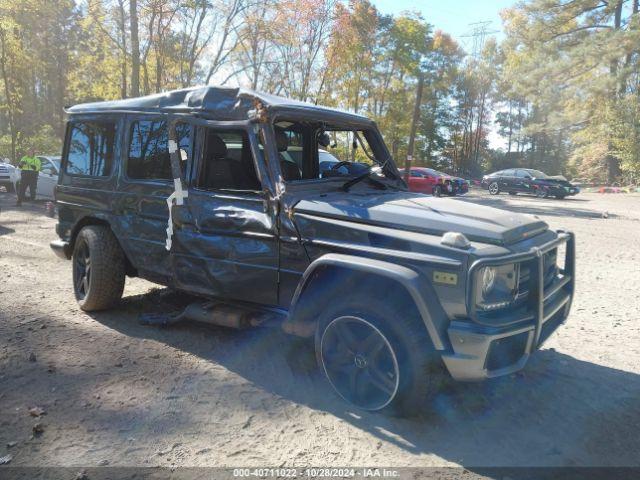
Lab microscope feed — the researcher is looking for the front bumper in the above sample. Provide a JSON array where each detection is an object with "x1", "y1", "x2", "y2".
[{"x1": 441, "y1": 231, "x2": 575, "y2": 381}]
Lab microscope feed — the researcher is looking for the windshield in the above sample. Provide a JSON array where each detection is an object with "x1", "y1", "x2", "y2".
[{"x1": 272, "y1": 120, "x2": 395, "y2": 184}]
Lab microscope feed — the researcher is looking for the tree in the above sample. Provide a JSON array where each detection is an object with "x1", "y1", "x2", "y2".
[{"x1": 130, "y1": 0, "x2": 140, "y2": 96}]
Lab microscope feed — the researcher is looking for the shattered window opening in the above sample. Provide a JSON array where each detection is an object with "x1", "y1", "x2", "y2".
[{"x1": 195, "y1": 128, "x2": 262, "y2": 192}]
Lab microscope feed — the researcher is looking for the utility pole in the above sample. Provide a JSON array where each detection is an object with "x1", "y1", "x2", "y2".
[{"x1": 405, "y1": 72, "x2": 424, "y2": 184}]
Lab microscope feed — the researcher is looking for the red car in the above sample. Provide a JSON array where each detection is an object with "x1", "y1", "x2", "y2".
[{"x1": 401, "y1": 167, "x2": 469, "y2": 196}]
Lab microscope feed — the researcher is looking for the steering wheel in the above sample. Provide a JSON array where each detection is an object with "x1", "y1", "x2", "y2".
[{"x1": 330, "y1": 161, "x2": 352, "y2": 171}]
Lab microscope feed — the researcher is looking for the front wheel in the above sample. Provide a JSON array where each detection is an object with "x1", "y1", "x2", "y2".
[
  {"x1": 72, "y1": 225, "x2": 125, "y2": 311},
  {"x1": 488, "y1": 182, "x2": 500, "y2": 195},
  {"x1": 536, "y1": 187, "x2": 549, "y2": 198},
  {"x1": 315, "y1": 297, "x2": 445, "y2": 416}
]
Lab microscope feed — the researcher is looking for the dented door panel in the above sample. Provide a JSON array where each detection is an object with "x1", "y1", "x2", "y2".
[{"x1": 171, "y1": 190, "x2": 278, "y2": 305}]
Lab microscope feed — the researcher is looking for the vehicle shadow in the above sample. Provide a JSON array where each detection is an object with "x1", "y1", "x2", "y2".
[
  {"x1": 88, "y1": 288, "x2": 640, "y2": 468},
  {"x1": 454, "y1": 195, "x2": 612, "y2": 220},
  {"x1": 0, "y1": 225, "x2": 16, "y2": 236}
]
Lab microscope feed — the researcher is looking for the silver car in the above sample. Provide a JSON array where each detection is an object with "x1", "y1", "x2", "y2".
[{"x1": 10, "y1": 155, "x2": 60, "y2": 199}]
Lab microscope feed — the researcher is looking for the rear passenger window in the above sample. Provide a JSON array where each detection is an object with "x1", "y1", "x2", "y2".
[
  {"x1": 65, "y1": 122, "x2": 116, "y2": 177},
  {"x1": 127, "y1": 120, "x2": 190, "y2": 180}
]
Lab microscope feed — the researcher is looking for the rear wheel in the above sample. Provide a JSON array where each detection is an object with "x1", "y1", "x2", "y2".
[
  {"x1": 488, "y1": 182, "x2": 500, "y2": 195},
  {"x1": 555, "y1": 194, "x2": 566, "y2": 200},
  {"x1": 315, "y1": 295, "x2": 445, "y2": 416},
  {"x1": 72, "y1": 225, "x2": 125, "y2": 311}
]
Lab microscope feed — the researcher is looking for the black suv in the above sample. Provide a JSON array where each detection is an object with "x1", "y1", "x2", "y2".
[
  {"x1": 482, "y1": 168, "x2": 580, "y2": 199},
  {"x1": 51, "y1": 87, "x2": 575, "y2": 415}
]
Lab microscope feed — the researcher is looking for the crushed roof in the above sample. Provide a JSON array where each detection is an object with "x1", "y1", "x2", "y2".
[{"x1": 66, "y1": 86, "x2": 371, "y2": 124}]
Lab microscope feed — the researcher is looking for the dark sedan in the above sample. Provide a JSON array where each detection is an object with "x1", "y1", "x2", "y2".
[{"x1": 481, "y1": 168, "x2": 580, "y2": 199}]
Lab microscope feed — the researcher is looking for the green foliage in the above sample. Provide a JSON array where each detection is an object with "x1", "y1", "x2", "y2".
[
  {"x1": 0, "y1": 0, "x2": 636, "y2": 182},
  {"x1": 497, "y1": 0, "x2": 640, "y2": 182}
]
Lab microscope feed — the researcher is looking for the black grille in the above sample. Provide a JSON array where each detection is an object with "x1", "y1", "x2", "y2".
[
  {"x1": 486, "y1": 331, "x2": 529, "y2": 371},
  {"x1": 518, "y1": 248, "x2": 558, "y2": 297}
]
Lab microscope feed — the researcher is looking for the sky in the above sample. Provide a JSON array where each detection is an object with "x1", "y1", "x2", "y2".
[{"x1": 371, "y1": 0, "x2": 517, "y2": 51}]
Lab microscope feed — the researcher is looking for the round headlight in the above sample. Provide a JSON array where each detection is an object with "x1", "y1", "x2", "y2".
[{"x1": 481, "y1": 266, "x2": 496, "y2": 296}]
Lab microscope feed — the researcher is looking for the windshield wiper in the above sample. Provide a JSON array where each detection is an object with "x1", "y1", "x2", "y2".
[{"x1": 341, "y1": 166, "x2": 386, "y2": 191}]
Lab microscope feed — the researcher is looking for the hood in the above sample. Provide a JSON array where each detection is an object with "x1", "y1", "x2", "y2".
[{"x1": 293, "y1": 191, "x2": 548, "y2": 246}]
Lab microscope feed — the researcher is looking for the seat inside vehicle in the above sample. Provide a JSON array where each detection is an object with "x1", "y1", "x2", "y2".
[{"x1": 199, "y1": 129, "x2": 261, "y2": 191}]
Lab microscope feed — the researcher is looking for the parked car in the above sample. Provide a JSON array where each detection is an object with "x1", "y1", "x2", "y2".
[
  {"x1": 482, "y1": 168, "x2": 580, "y2": 199},
  {"x1": 11, "y1": 155, "x2": 61, "y2": 199},
  {"x1": 50, "y1": 86, "x2": 575, "y2": 416},
  {"x1": 0, "y1": 159, "x2": 17, "y2": 193},
  {"x1": 400, "y1": 167, "x2": 469, "y2": 196}
]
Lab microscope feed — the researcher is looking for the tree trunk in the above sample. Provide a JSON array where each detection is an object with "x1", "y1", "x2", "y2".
[
  {"x1": 405, "y1": 73, "x2": 424, "y2": 184},
  {"x1": 0, "y1": 27, "x2": 17, "y2": 163},
  {"x1": 130, "y1": 0, "x2": 140, "y2": 97},
  {"x1": 606, "y1": 0, "x2": 625, "y2": 182}
]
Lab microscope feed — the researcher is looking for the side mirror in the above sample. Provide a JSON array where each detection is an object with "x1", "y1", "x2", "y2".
[{"x1": 318, "y1": 132, "x2": 331, "y2": 148}]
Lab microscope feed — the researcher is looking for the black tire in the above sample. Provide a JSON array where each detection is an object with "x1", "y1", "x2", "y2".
[
  {"x1": 433, "y1": 185, "x2": 442, "y2": 197},
  {"x1": 488, "y1": 182, "x2": 500, "y2": 195},
  {"x1": 315, "y1": 293, "x2": 445, "y2": 417},
  {"x1": 72, "y1": 225, "x2": 125, "y2": 311},
  {"x1": 555, "y1": 194, "x2": 565, "y2": 200},
  {"x1": 4, "y1": 183, "x2": 15, "y2": 193},
  {"x1": 508, "y1": 191, "x2": 517, "y2": 196}
]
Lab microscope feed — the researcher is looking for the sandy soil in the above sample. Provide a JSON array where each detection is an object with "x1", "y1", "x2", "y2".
[{"x1": 0, "y1": 190, "x2": 639, "y2": 469}]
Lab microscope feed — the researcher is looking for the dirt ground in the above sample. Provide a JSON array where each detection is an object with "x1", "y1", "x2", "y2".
[{"x1": 0, "y1": 189, "x2": 639, "y2": 469}]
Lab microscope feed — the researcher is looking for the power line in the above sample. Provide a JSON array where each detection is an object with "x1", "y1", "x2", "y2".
[{"x1": 461, "y1": 21, "x2": 499, "y2": 58}]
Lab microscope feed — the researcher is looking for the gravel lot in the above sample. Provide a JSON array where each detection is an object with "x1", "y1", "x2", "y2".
[{"x1": 0, "y1": 189, "x2": 639, "y2": 469}]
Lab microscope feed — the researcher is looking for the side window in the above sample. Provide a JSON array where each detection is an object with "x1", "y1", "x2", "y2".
[
  {"x1": 127, "y1": 120, "x2": 190, "y2": 181},
  {"x1": 65, "y1": 122, "x2": 116, "y2": 177},
  {"x1": 503, "y1": 169, "x2": 515, "y2": 176},
  {"x1": 197, "y1": 129, "x2": 261, "y2": 191}
]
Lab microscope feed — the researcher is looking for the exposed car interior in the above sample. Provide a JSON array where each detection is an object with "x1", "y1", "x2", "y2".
[
  {"x1": 272, "y1": 120, "x2": 382, "y2": 182},
  {"x1": 197, "y1": 129, "x2": 261, "y2": 191}
]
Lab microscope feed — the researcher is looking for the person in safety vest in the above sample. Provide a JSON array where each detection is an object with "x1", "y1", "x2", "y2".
[{"x1": 16, "y1": 148, "x2": 41, "y2": 206}]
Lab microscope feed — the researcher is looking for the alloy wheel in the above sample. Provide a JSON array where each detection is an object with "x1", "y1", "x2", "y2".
[
  {"x1": 488, "y1": 182, "x2": 499, "y2": 195},
  {"x1": 320, "y1": 316, "x2": 400, "y2": 411},
  {"x1": 73, "y1": 242, "x2": 91, "y2": 300}
]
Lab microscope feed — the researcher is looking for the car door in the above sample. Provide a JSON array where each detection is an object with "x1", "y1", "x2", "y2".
[
  {"x1": 36, "y1": 157, "x2": 58, "y2": 199},
  {"x1": 408, "y1": 170, "x2": 427, "y2": 193},
  {"x1": 499, "y1": 169, "x2": 516, "y2": 191},
  {"x1": 113, "y1": 115, "x2": 193, "y2": 285},
  {"x1": 168, "y1": 121, "x2": 279, "y2": 306},
  {"x1": 514, "y1": 169, "x2": 533, "y2": 193}
]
